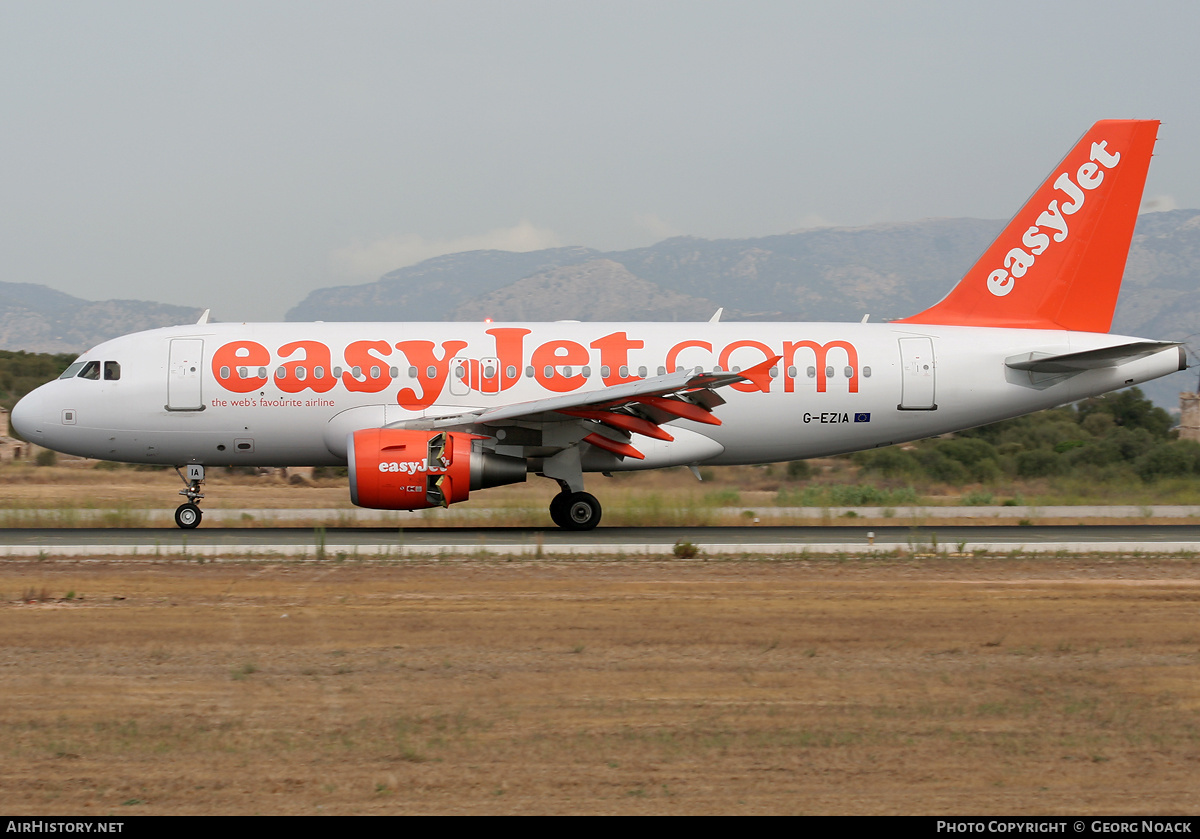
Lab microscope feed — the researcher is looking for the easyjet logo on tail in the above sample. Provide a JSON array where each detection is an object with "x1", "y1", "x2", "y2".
[{"x1": 986, "y1": 140, "x2": 1122, "y2": 298}]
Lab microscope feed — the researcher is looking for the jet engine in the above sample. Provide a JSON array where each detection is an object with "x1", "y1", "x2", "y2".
[{"x1": 347, "y1": 428, "x2": 527, "y2": 510}]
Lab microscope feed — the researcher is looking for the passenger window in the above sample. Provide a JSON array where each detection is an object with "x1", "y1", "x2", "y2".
[{"x1": 78, "y1": 361, "x2": 101, "y2": 380}]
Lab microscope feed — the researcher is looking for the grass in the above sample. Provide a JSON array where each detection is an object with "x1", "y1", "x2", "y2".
[
  {"x1": 0, "y1": 557, "x2": 1198, "y2": 814},
  {"x1": 6, "y1": 460, "x2": 1200, "y2": 530}
]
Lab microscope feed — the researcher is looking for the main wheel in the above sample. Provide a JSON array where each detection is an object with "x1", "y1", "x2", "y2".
[
  {"x1": 175, "y1": 502, "x2": 202, "y2": 529},
  {"x1": 560, "y1": 491, "x2": 602, "y2": 531},
  {"x1": 548, "y1": 492, "x2": 571, "y2": 528}
]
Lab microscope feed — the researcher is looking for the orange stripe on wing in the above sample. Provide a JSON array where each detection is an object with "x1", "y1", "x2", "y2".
[
  {"x1": 559, "y1": 409, "x2": 675, "y2": 441},
  {"x1": 583, "y1": 433, "x2": 646, "y2": 460},
  {"x1": 636, "y1": 396, "x2": 722, "y2": 426}
]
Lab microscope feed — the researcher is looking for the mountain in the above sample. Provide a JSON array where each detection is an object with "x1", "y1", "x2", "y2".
[
  {"x1": 0, "y1": 283, "x2": 204, "y2": 354},
  {"x1": 288, "y1": 218, "x2": 1004, "y2": 324},
  {"x1": 452, "y1": 259, "x2": 719, "y2": 322},
  {"x1": 286, "y1": 247, "x2": 601, "y2": 322}
]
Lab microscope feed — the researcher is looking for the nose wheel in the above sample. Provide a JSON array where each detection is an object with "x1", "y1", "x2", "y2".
[
  {"x1": 549, "y1": 491, "x2": 602, "y2": 531},
  {"x1": 175, "y1": 503, "x2": 202, "y2": 529}
]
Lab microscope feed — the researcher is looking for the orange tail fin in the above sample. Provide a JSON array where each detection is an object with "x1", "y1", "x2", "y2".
[{"x1": 895, "y1": 120, "x2": 1159, "y2": 332}]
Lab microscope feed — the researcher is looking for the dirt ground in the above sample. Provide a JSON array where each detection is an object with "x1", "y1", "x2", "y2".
[{"x1": 0, "y1": 556, "x2": 1198, "y2": 815}]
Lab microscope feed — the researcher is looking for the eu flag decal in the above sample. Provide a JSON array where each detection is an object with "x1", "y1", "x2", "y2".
[{"x1": 854, "y1": 413, "x2": 871, "y2": 423}]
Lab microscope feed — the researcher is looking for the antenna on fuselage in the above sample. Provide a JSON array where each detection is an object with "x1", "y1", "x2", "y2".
[{"x1": 195, "y1": 309, "x2": 211, "y2": 325}]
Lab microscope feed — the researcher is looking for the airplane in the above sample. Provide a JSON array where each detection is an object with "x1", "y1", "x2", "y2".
[{"x1": 10, "y1": 119, "x2": 1186, "y2": 531}]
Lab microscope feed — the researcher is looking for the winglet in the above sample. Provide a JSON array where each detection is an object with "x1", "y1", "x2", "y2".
[
  {"x1": 196, "y1": 309, "x2": 211, "y2": 325},
  {"x1": 737, "y1": 355, "x2": 782, "y2": 392},
  {"x1": 896, "y1": 120, "x2": 1159, "y2": 332}
]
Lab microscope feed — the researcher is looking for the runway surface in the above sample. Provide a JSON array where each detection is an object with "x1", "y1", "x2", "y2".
[{"x1": 2, "y1": 524, "x2": 1200, "y2": 558}]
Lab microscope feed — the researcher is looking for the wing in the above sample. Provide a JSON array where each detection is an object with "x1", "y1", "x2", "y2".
[{"x1": 388, "y1": 355, "x2": 780, "y2": 461}]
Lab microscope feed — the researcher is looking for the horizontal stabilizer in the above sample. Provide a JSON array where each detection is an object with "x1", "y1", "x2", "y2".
[{"x1": 1005, "y1": 341, "x2": 1183, "y2": 374}]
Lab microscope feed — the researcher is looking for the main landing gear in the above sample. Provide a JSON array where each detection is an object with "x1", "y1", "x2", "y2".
[
  {"x1": 549, "y1": 490, "x2": 602, "y2": 531},
  {"x1": 174, "y1": 464, "x2": 205, "y2": 529},
  {"x1": 539, "y1": 449, "x2": 602, "y2": 531}
]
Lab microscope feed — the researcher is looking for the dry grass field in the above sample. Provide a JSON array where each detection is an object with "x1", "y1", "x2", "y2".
[{"x1": 1, "y1": 556, "x2": 1198, "y2": 815}]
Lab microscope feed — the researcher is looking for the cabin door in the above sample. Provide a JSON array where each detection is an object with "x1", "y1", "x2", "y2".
[
  {"x1": 898, "y1": 337, "x2": 936, "y2": 410},
  {"x1": 167, "y1": 338, "x2": 205, "y2": 411}
]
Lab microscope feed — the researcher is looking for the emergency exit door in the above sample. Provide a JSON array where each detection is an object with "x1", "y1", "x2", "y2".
[{"x1": 898, "y1": 337, "x2": 936, "y2": 410}]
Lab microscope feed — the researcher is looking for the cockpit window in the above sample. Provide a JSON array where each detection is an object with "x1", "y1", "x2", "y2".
[
  {"x1": 58, "y1": 361, "x2": 86, "y2": 380},
  {"x1": 104, "y1": 361, "x2": 120, "y2": 381},
  {"x1": 78, "y1": 361, "x2": 101, "y2": 380}
]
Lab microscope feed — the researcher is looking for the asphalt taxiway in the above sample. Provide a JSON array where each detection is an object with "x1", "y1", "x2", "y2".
[{"x1": 2, "y1": 524, "x2": 1200, "y2": 558}]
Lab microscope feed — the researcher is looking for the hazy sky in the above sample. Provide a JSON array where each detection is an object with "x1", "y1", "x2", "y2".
[{"x1": 3, "y1": 1, "x2": 1199, "y2": 321}]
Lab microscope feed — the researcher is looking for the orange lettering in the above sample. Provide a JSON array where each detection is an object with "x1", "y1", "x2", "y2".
[
  {"x1": 211, "y1": 341, "x2": 270, "y2": 393},
  {"x1": 783, "y1": 340, "x2": 858, "y2": 393},
  {"x1": 665, "y1": 340, "x2": 712, "y2": 374},
  {"x1": 591, "y1": 332, "x2": 644, "y2": 385},
  {"x1": 531, "y1": 340, "x2": 589, "y2": 392},
  {"x1": 395, "y1": 340, "x2": 468, "y2": 410},
  {"x1": 342, "y1": 340, "x2": 393, "y2": 393},
  {"x1": 275, "y1": 341, "x2": 336, "y2": 394}
]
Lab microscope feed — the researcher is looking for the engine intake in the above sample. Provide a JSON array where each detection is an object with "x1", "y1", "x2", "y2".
[{"x1": 348, "y1": 428, "x2": 526, "y2": 510}]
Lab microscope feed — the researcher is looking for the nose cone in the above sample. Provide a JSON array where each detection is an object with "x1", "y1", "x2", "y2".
[{"x1": 10, "y1": 388, "x2": 44, "y2": 441}]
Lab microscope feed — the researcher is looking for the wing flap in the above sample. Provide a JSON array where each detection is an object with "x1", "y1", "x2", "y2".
[{"x1": 387, "y1": 356, "x2": 781, "y2": 462}]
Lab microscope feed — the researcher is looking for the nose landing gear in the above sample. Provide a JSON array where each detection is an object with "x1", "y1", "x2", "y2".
[{"x1": 174, "y1": 464, "x2": 205, "y2": 529}]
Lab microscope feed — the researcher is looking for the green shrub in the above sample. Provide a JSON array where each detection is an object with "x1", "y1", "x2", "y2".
[{"x1": 785, "y1": 460, "x2": 813, "y2": 480}]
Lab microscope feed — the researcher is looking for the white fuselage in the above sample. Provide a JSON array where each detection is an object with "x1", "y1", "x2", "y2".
[{"x1": 11, "y1": 320, "x2": 1182, "y2": 469}]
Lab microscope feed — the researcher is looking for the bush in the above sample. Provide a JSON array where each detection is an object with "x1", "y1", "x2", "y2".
[
  {"x1": 854, "y1": 447, "x2": 920, "y2": 477},
  {"x1": 673, "y1": 540, "x2": 700, "y2": 558},
  {"x1": 1135, "y1": 440, "x2": 1200, "y2": 482},
  {"x1": 785, "y1": 460, "x2": 813, "y2": 480},
  {"x1": 35, "y1": 449, "x2": 56, "y2": 467},
  {"x1": 1015, "y1": 449, "x2": 1060, "y2": 478}
]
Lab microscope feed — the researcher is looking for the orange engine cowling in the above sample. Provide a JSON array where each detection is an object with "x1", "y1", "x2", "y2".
[{"x1": 347, "y1": 428, "x2": 527, "y2": 510}]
